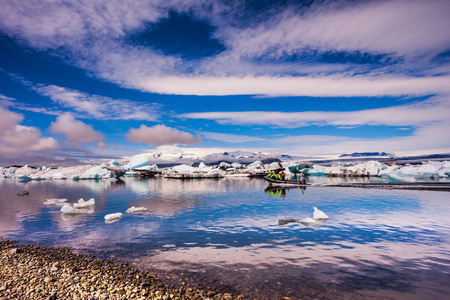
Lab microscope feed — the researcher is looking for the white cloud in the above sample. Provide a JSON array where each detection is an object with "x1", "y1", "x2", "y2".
[
  {"x1": 139, "y1": 74, "x2": 450, "y2": 97},
  {"x1": 220, "y1": 0, "x2": 450, "y2": 60},
  {"x1": 1, "y1": 0, "x2": 449, "y2": 97},
  {"x1": 50, "y1": 112, "x2": 106, "y2": 148},
  {"x1": 33, "y1": 84, "x2": 159, "y2": 121},
  {"x1": 180, "y1": 96, "x2": 450, "y2": 128},
  {"x1": 0, "y1": 106, "x2": 60, "y2": 154},
  {"x1": 126, "y1": 124, "x2": 201, "y2": 146}
]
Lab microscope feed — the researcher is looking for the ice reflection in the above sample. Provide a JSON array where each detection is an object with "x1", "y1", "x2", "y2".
[{"x1": 1, "y1": 177, "x2": 450, "y2": 298}]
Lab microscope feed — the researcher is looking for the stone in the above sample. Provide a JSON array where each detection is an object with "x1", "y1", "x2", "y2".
[
  {"x1": 44, "y1": 276, "x2": 53, "y2": 283},
  {"x1": 46, "y1": 294, "x2": 57, "y2": 300},
  {"x1": 10, "y1": 248, "x2": 23, "y2": 254}
]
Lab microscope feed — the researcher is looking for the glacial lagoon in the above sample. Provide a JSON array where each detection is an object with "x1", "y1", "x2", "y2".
[{"x1": 1, "y1": 176, "x2": 450, "y2": 299}]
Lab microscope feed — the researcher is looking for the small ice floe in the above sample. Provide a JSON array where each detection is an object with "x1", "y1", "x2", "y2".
[
  {"x1": 43, "y1": 198, "x2": 68, "y2": 206},
  {"x1": 125, "y1": 206, "x2": 148, "y2": 214},
  {"x1": 298, "y1": 217, "x2": 316, "y2": 227},
  {"x1": 60, "y1": 204, "x2": 94, "y2": 214},
  {"x1": 73, "y1": 198, "x2": 95, "y2": 208},
  {"x1": 17, "y1": 191, "x2": 29, "y2": 196},
  {"x1": 105, "y1": 213, "x2": 123, "y2": 223},
  {"x1": 278, "y1": 216, "x2": 298, "y2": 226},
  {"x1": 312, "y1": 206, "x2": 329, "y2": 219}
]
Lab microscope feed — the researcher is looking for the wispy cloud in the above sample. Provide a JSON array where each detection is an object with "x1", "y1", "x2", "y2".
[
  {"x1": 180, "y1": 96, "x2": 450, "y2": 128},
  {"x1": 139, "y1": 75, "x2": 450, "y2": 97},
  {"x1": 33, "y1": 84, "x2": 160, "y2": 121},
  {"x1": 1, "y1": 0, "x2": 448, "y2": 96},
  {"x1": 126, "y1": 124, "x2": 201, "y2": 146},
  {"x1": 49, "y1": 112, "x2": 106, "y2": 148}
]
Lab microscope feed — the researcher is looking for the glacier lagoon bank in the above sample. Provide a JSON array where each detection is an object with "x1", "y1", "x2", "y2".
[{"x1": 2, "y1": 152, "x2": 450, "y2": 185}]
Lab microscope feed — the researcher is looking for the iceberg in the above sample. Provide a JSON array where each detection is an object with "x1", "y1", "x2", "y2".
[
  {"x1": 125, "y1": 206, "x2": 148, "y2": 214},
  {"x1": 313, "y1": 206, "x2": 329, "y2": 219},
  {"x1": 298, "y1": 217, "x2": 315, "y2": 227},
  {"x1": 278, "y1": 216, "x2": 298, "y2": 226},
  {"x1": 124, "y1": 153, "x2": 149, "y2": 171},
  {"x1": 73, "y1": 198, "x2": 95, "y2": 208},
  {"x1": 109, "y1": 160, "x2": 120, "y2": 166},
  {"x1": 105, "y1": 213, "x2": 123, "y2": 223},
  {"x1": 247, "y1": 160, "x2": 263, "y2": 168}
]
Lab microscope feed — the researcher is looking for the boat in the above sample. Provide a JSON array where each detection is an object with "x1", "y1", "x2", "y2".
[{"x1": 264, "y1": 176, "x2": 309, "y2": 187}]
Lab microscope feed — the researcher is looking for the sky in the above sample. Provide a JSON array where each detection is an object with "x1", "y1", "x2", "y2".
[{"x1": 0, "y1": 0, "x2": 450, "y2": 166}]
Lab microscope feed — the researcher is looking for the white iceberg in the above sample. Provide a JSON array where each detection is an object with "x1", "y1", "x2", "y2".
[
  {"x1": 313, "y1": 206, "x2": 329, "y2": 219},
  {"x1": 43, "y1": 198, "x2": 68, "y2": 206},
  {"x1": 125, "y1": 206, "x2": 148, "y2": 214},
  {"x1": 298, "y1": 217, "x2": 316, "y2": 227},
  {"x1": 73, "y1": 198, "x2": 95, "y2": 208},
  {"x1": 109, "y1": 160, "x2": 120, "y2": 166},
  {"x1": 247, "y1": 161, "x2": 263, "y2": 168},
  {"x1": 105, "y1": 213, "x2": 123, "y2": 223},
  {"x1": 124, "y1": 153, "x2": 149, "y2": 171}
]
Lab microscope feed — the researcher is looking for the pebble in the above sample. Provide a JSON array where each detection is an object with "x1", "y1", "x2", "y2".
[{"x1": 0, "y1": 240, "x2": 239, "y2": 299}]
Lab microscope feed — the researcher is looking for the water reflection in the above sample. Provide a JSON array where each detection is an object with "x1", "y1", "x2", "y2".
[
  {"x1": 265, "y1": 186, "x2": 306, "y2": 198},
  {"x1": 1, "y1": 177, "x2": 450, "y2": 299}
]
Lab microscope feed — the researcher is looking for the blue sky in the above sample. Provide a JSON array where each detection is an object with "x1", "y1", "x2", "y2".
[{"x1": 0, "y1": 0, "x2": 450, "y2": 166}]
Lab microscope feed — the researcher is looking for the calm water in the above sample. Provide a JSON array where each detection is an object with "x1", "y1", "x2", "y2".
[{"x1": 1, "y1": 177, "x2": 450, "y2": 299}]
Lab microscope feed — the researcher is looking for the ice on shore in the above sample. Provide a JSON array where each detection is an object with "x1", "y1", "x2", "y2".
[
  {"x1": 73, "y1": 198, "x2": 95, "y2": 208},
  {"x1": 125, "y1": 206, "x2": 148, "y2": 214},
  {"x1": 43, "y1": 198, "x2": 68, "y2": 206},
  {"x1": 105, "y1": 212, "x2": 123, "y2": 223}
]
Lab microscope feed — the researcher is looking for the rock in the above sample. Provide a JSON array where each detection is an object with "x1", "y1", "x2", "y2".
[
  {"x1": 92, "y1": 269, "x2": 100, "y2": 275},
  {"x1": 10, "y1": 248, "x2": 23, "y2": 254},
  {"x1": 44, "y1": 276, "x2": 53, "y2": 283},
  {"x1": 46, "y1": 294, "x2": 57, "y2": 300}
]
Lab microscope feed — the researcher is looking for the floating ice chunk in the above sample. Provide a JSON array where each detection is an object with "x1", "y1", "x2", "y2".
[
  {"x1": 60, "y1": 205, "x2": 94, "y2": 214},
  {"x1": 313, "y1": 207, "x2": 329, "y2": 219},
  {"x1": 231, "y1": 162, "x2": 243, "y2": 168},
  {"x1": 247, "y1": 160, "x2": 263, "y2": 168},
  {"x1": 16, "y1": 174, "x2": 31, "y2": 180},
  {"x1": 298, "y1": 217, "x2": 315, "y2": 227},
  {"x1": 278, "y1": 216, "x2": 298, "y2": 226},
  {"x1": 44, "y1": 198, "x2": 68, "y2": 206},
  {"x1": 79, "y1": 166, "x2": 110, "y2": 179},
  {"x1": 73, "y1": 198, "x2": 95, "y2": 208},
  {"x1": 109, "y1": 160, "x2": 120, "y2": 166},
  {"x1": 198, "y1": 162, "x2": 207, "y2": 169},
  {"x1": 124, "y1": 153, "x2": 149, "y2": 171},
  {"x1": 105, "y1": 213, "x2": 123, "y2": 223},
  {"x1": 125, "y1": 206, "x2": 148, "y2": 214},
  {"x1": 172, "y1": 164, "x2": 199, "y2": 173}
]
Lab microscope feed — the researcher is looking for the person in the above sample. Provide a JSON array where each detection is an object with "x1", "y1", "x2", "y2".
[{"x1": 280, "y1": 171, "x2": 285, "y2": 181}]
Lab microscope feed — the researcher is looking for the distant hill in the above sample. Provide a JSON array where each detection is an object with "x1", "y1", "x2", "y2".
[{"x1": 340, "y1": 152, "x2": 394, "y2": 157}]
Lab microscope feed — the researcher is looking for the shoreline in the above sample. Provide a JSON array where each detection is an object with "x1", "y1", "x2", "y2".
[{"x1": 0, "y1": 240, "x2": 240, "y2": 300}]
